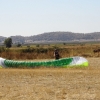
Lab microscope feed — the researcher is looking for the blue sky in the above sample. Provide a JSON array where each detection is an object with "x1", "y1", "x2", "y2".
[{"x1": 0, "y1": 0, "x2": 100, "y2": 37}]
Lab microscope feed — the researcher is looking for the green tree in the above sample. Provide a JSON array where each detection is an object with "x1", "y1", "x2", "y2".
[{"x1": 4, "y1": 37, "x2": 12, "y2": 48}]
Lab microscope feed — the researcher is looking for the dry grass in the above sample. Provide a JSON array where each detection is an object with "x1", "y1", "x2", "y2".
[{"x1": 0, "y1": 57, "x2": 100, "y2": 100}]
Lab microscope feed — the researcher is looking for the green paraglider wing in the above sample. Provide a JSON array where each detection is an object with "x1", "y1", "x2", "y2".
[{"x1": 0, "y1": 56, "x2": 88, "y2": 68}]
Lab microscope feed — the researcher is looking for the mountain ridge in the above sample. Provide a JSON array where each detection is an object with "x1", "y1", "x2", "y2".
[{"x1": 0, "y1": 32, "x2": 100, "y2": 44}]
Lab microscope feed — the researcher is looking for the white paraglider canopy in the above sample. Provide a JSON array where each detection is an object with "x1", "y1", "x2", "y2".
[{"x1": 0, "y1": 57, "x2": 6, "y2": 68}]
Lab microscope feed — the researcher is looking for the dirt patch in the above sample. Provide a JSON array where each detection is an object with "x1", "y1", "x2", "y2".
[{"x1": 0, "y1": 58, "x2": 100, "y2": 100}]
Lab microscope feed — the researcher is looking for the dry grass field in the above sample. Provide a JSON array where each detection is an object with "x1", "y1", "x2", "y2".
[{"x1": 0, "y1": 57, "x2": 100, "y2": 100}]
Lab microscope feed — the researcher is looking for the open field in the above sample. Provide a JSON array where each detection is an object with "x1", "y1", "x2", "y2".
[{"x1": 0, "y1": 57, "x2": 100, "y2": 100}]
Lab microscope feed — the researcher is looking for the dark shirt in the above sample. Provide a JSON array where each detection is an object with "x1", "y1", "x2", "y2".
[{"x1": 54, "y1": 50, "x2": 60, "y2": 60}]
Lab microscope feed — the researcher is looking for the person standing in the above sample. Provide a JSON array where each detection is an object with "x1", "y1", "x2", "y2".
[{"x1": 54, "y1": 49, "x2": 60, "y2": 60}]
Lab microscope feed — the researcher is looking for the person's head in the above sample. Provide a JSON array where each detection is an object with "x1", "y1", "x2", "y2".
[
  {"x1": 55, "y1": 49, "x2": 58, "y2": 52},
  {"x1": 55, "y1": 49, "x2": 57, "y2": 51}
]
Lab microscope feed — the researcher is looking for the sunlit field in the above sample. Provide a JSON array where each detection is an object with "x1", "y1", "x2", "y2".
[
  {"x1": 0, "y1": 43, "x2": 100, "y2": 100},
  {"x1": 0, "y1": 58, "x2": 100, "y2": 100}
]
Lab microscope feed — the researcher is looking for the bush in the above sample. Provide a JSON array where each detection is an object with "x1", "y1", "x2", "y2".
[{"x1": 0, "y1": 47, "x2": 5, "y2": 53}]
